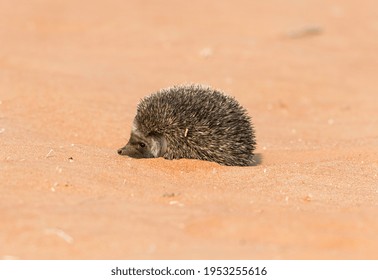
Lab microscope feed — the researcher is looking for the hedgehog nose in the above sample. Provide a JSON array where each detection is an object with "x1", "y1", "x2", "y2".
[{"x1": 117, "y1": 148, "x2": 123, "y2": 155}]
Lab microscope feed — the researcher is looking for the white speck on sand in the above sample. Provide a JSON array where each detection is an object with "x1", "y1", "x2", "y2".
[{"x1": 44, "y1": 228, "x2": 74, "y2": 244}]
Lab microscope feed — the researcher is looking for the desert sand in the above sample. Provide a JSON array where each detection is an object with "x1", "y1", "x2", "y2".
[{"x1": 1, "y1": 0, "x2": 378, "y2": 259}]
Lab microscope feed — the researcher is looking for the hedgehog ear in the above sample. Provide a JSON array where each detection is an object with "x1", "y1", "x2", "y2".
[
  {"x1": 149, "y1": 132, "x2": 167, "y2": 158},
  {"x1": 131, "y1": 119, "x2": 139, "y2": 133}
]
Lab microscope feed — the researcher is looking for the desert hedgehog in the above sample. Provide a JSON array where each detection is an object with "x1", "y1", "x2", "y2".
[{"x1": 117, "y1": 84, "x2": 256, "y2": 166}]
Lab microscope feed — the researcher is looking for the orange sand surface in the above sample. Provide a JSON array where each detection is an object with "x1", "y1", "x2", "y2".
[{"x1": 1, "y1": 0, "x2": 378, "y2": 259}]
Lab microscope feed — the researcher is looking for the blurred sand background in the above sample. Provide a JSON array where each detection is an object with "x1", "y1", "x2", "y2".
[{"x1": 1, "y1": 0, "x2": 378, "y2": 259}]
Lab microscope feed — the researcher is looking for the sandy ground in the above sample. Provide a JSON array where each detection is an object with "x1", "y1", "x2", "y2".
[{"x1": 1, "y1": 0, "x2": 378, "y2": 259}]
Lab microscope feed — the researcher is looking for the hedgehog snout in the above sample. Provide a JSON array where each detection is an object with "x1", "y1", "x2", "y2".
[{"x1": 117, "y1": 147, "x2": 128, "y2": 155}]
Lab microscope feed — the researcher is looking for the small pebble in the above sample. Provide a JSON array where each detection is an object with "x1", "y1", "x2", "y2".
[
  {"x1": 286, "y1": 25, "x2": 323, "y2": 39},
  {"x1": 46, "y1": 149, "x2": 54, "y2": 158},
  {"x1": 163, "y1": 192, "x2": 176, "y2": 198},
  {"x1": 51, "y1": 182, "x2": 58, "y2": 192},
  {"x1": 169, "y1": 200, "x2": 184, "y2": 207},
  {"x1": 44, "y1": 228, "x2": 74, "y2": 244},
  {"x1": 303, "y1": 194, "x2": 313, "y2": 202},
  {"x1": 199, "y1": 47, "x2": 213, "y2": 58}
]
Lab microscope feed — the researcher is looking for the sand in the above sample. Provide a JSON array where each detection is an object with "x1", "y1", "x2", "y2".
[{"x1": 1, "y1": 0, "x2": 377, "y2": 259}]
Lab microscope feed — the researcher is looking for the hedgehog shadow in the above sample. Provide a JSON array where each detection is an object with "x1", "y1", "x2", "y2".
[{"x1": 250, "y1": 153, "x2": 263, "y2": 166}]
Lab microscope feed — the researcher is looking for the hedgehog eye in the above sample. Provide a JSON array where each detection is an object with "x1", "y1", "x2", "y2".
[{"x1": 138, "y1": 142, "x2": 146, "y2": 148}]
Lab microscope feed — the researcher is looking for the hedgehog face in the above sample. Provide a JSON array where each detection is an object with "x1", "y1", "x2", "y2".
[{"x1": 117, "y1": 125, "x2": 167, "y2": 159}]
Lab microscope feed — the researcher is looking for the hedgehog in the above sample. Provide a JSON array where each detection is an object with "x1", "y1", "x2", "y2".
[{"x1": 117, "y1": 84, "x2": 256, "y2": 166}]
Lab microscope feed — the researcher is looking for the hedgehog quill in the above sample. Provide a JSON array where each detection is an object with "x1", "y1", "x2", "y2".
[{"x1": 117, "y1": 84, "x2": 256, "y2": 166}]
